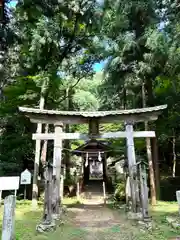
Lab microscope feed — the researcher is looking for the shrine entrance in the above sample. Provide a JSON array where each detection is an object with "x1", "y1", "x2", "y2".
[
  {"x1": 72, "y1": 139, "x2": 113, "y2": 200},
  {"x1": 73, "y1": 139, "x2": 112, "y2": 184},
  {"x1": 19, "y1": 104, "x2": 167, "y2": 228}
]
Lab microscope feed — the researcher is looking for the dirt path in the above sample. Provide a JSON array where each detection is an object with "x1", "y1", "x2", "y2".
[
  {"x1": 30, "y1": 199, "x2": 177, "y2": 240},
  {"x1": 66, "y1": 199, "x2": 145, "y2": 240}
]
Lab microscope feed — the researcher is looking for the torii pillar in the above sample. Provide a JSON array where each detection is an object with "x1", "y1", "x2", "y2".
[
  {"x1": 125, "y1": 122, "x2": 137, "y2": 213},
  {"x1": 52, "y1": 123, "x2": 63, "y2": 219}
]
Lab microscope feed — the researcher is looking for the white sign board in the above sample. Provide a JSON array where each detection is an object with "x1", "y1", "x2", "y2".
[
  {"x1": 20, "y1": 169, "x2": 31, "y2": 185},
  {"x1": 0, "y1": 177, "x2": 20, "y2": 191},
  {"x1": 176, "y1": 191, "x2": 180, "y2": 205}
]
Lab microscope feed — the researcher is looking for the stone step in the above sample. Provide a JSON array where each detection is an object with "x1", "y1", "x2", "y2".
[{"x1": 80, "y1": 192, "x2": 104, "y2": 200}]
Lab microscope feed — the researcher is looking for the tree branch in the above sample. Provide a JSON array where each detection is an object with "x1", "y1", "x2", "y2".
[
  {"x1": 58, "y1": 14, "x2": 80, "y2": 64},
  {"x1": 58, "y1": 74, "x2": 86, "y2": 104}
]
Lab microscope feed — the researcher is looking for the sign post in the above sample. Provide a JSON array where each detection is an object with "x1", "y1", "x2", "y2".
[
  {"x1": 176, "y1": 190, "x2": 180, "y2": 216},
  {"x1": 0, "y1": 190, "x2": 2, "y2": 206},
  {"x1": 20, "y1": 169, "x2": 31, "y2": 200},
  {"x1": 0, "y1": 177, "x2": 20, "y2": 198}
]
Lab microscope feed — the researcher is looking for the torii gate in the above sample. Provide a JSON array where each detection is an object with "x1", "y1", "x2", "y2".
[{"x1": 19, "y1": 105, "x2": 167, "y2": 219}]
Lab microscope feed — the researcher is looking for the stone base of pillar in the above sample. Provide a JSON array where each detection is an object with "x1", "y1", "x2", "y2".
[
  {"x1": 127, "y1": 211, "x2": 143, "y2": 221},
  {"x1": 52, "y1": 213, "x2": 61, "y2": 221},
  {"x1": 36, "y1": 220, "x2": 56, "y2": 233}
]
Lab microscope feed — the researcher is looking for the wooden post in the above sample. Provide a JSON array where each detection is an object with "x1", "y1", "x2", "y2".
[
  {"x1": 41, "y1": 164, "x2": 51, "y2": 222},
  {"x1": 76, "y1": 181, "x2": 80, "y2": 202},
  {"x1": 52, "y1": 123, "x2": 63, "y2": 218},
  {"x1": 43, "y1": 164, "x2": 53, "y2": 222},
  {"x1": 103, "y1": 153, "x2": 107, "y2": 184},
  {"x1": 125, "y1": 176, "x2": 131, "y2": 207},
  {"x1": 2, "y1": 195, "x2": 16, "y2": 240},
  {"x1": 125, "y1": 122, "x2": 137, "y2": 213},
  {"x1": 135, "y1": 169, "x2": 140, "y2": 212},
  {"x1": 103, "y1": 181, "x2": 106, "y2": 205},
  {"x1": 176, "y1": 191, "x2": 180, "y2": 216},
  {"x1": 60, "y1": 166, "x2": 64, "y2": 202},
  {"x1": 24, "y1": 185, "x2": 27, "y2": 200},
  {"x1": 151, "y1": 137, "x2": 160, "y2": 200},
  {"x1": 0, "y1": 190, "x2": 2, "y2": 206},
  {"x1": 139, "y1": 163, "x2": 149, "y2": 219},
  {"x1": 36, "y1": 163, "x2": 56, "y2": 233},
  {"x1": 146, "y1": 133, "x2": 156, "y2": 205},
  {"x1": 47, "y1": 166, "x2": 53, "y2": 222}
]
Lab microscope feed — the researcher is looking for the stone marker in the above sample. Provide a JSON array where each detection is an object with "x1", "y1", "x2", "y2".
[
  {"x1": 176, "y1": 191, "x2": 180, "y2": 215},
  {"x1": 2, "y1": 195, "x2": 16, "y2": 240}
]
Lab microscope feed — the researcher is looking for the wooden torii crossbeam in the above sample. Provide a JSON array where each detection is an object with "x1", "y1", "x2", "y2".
[
  {"x1": 32, "y1": 131, "x2": 156, "y2": 141},
  {"x1": 19, "y1": 105, "x2": 167, "y2": 124}
]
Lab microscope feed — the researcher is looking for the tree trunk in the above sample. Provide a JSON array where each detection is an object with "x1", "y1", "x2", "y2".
[
  {"x1": 145, "y1": 78, "x2": 154, "y2": 107},
  {"x1": 60, "y1": 166, "x2": 64, "y2": 202},
  {"x1": 146, "y1": 136, "x2": 156, "y2": 205},
  {"x1": 32, "y1": 76, "x2": 50, "y2": 208},
  {"x1": 65, "y1": 123, "x2": 70, "y2": 179},
  {"x1": 172, "y1": 130, "x2": 176, "y2": 178},
  {"x1": 32, "y1": 94, "x2": 45, "y2": 209},
  {"x1": 64, "y1": 88, "x2": 73, "y2": 179},
  {"x1": 41, "y1": 124, "x2": 49, "y2": 167},
  {"x1": 142, "y1": 83, "x2": 156, "y2": 205},
  {"x1": 151, "y1": 137, "x2": 160, "y2": 200},
  {"x1": 123, "y1": 87, "x2": 127, "y2": 109}
]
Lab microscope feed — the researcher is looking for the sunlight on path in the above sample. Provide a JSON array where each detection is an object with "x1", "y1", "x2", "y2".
[
  {"x1": 72, "y1": 205, "x2": 119, "y2": 230},
  {"x1": 67, "y1": 199, "x2": 135, "y2": 240},
  {"x1": 63, "y1": 199, "x2": 178, "y2": 240}
]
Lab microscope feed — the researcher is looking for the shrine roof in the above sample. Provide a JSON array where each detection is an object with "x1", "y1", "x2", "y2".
[
  {"x1": 74, "y1": 139, "x2": 111, "y2": 151},
  {"x1": 72, "y1": 139, "x2": 113, "y2": 157},
  {"x1": 19, "y1": 105, "x2": 167, "y2": 118}
]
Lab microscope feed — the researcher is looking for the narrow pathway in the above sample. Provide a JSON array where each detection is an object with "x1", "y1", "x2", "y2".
[
  {"x1": 32, "y1": 198, "x2": 176, "y2": 240},
  {"x1": 66, "y1": 199, "x2": 145, "y2": 240}
]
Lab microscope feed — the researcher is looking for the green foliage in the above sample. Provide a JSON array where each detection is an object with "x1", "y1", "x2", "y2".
[
  {"x1": 1, "y1": 0, "x2": 180, "y2": 179},
  {"x1": 114, "y1": 181, "x2": 126, "y2": 202},
  {"x1": 97, "y1": 0, "x2": 180, "y2": 175},
  {"x1": 0, "y1": 76, "x2": 38, "y2": 175}
]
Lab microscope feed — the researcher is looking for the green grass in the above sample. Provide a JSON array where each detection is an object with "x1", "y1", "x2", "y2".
[
  {"x1": 148, "y1": 201, "x2": 180, "y2": 239},
  {"x1": 0, "y1": 200, "x2": 180, "y2": 239},
  {"x1": 106, "y1": 201, "x2": 180, "y2": 240},
  {"x1": 0, "y1": 197, "x2": 81, "y2": 240}
]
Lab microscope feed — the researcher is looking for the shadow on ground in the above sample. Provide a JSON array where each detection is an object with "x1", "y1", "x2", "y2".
[
  {"x1": 1, "y1": 200, "x2": 180, "y2": 240},
  {"x1": 65, "y1": 202, "x2": 105, "y2": 209}
]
